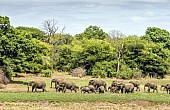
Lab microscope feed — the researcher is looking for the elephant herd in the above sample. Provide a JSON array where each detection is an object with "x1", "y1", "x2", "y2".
[{"x1": 27, "y1": 79, "x2": 170, "y2": 94}]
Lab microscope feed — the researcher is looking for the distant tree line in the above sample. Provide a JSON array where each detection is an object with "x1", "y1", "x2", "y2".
[{"x1": 0, "y1": 16, "x2": 170, "y2": 79}]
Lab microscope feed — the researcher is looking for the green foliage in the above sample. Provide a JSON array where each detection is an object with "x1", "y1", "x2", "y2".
[
  {"x1": 41, "y1": 69, "x2": 52, "y2": 77},
  {"x1": 55, "y1": 39, "x2": 116, "y2": 75},
  {"x1": 142, "y1": 27, "x2": 170, "y2": 43},
  {"x1": 116, "y1": 65, "x2": 134, "y2": 79},
  {"x1": 0, "y1": 16, "x2": 170, "y2": 79},
  {"x1": 15, "y1": 26, "x2": 46, "y2": 40},
  {"x1": 75, "y1": 25, "x2": 108, "y2": 40},
  {"x1": 0, "y1": 16, "x2": 52, "y2": 76},
  {"x1": 92, "y1": 61, "x2": 117, "y2": 78},
  {"x1": 0, "y1": 16, "x2": 10, "y2": 35}
]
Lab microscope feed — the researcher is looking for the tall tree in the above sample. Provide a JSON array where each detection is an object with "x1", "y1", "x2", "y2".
[
  {"x1": 0, "y1": 16, "x2": 10, "y2": 35},
  {"x1": 75, "y1": 25, "x2": 108, "y2": 40},
  {"x1": 142, "y1": 27, "x2": 170, "y2": 43}
]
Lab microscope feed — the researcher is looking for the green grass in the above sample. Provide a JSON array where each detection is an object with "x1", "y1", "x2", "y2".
[
  {"x1": 2, "y1": 73, "x2": 170, "y2": 104},
  {"x1": 0, "y1": 92, "x2": 170, "y2": 103}
]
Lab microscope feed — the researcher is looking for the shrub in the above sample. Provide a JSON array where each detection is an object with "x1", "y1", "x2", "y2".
[
  {"x1": 91, "y1": 61, "x2": 117, "y2": 78},
  {"x1": 41, "y1": 69, "x2": 52, "y2": 77},
  {"x1": 116, "y1": 65, "x2": 134, "y2": 79},
  {"x1": 71, "y1": 67, "x2": 86, "y2": 78}
]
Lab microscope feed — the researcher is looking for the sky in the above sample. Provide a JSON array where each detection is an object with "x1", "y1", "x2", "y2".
[{"x1": 1, "y1": 0, "x2": 170, "y2": 36}]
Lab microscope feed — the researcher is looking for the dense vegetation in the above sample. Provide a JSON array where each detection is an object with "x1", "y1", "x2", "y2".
[{"x1": 0, "y1": 16, "x2": 170, "y2": 79}]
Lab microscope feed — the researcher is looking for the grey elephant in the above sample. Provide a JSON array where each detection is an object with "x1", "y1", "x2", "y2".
[
  {"x1": 144, "y1": 83, "x2": 158, "y2": 93},
  {"x1": 51, "y1": 78, "x2": 64, "y2": 88},
  {"x1": 129, "y1": 81, "x2": 140, "y2": 91},
  {"x1": 111, "y1": 80, "x2": 124, "y2": 87},
  {"x1": 88, "y1": 85, "x2": 96, "y2": 93},
  {"x1": 108, "y1": 86, "x2": 119, "y2": 93},
  {"x1": 88, "y1": 79, "x2": 107, "y2": 91},
  {"x1": 59, "y1": 81, "x2": 79, "y2": 93},
  {"x1": 55, "y1": 84, "x2": 65, "y2": 92},
  {"x1": 163, "y1": 84, "x2": 170, "y2": 94},
  {"x1": 122, "y1": 84, "x2": 134, "y2": 93},
  {"x1": 98, "y1": 86, "x2": 105, "y2": 94},
  {"x1": 27, "y1": 81, "x2": 46, "y2": 92},
  {"x1": 80, "y1": 86, "x2": 90, "y2": 93},
  {"x1": 160, "y1": 84, "x2": 170, "y2": 91}
]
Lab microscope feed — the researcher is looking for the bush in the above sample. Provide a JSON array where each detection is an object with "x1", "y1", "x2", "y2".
[
  {"x1": 132, "y1": 68, "x2": 143, "y2": 79},
  {"x1": 92, "y1": 69, "x2": 107, "y2": 78},
  {"x1": 116, "y1": 65, "x2": 134, "y2": 79},
  {"x1": 71, "y1": 67, "x2": 86, "y2": 78},
  {"x1": 91, "y1": 61, "x2": 117, "y2": 78},
  {"x1": 41, "y1": 69, "x2": 52, "y2": 77}
]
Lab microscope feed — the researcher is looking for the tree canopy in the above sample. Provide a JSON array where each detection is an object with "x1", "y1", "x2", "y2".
[{"x1": 0, "y1": 16, "x2": 170, "y2": 79}]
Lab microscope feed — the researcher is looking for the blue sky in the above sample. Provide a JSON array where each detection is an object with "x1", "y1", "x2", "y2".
[{"x1": 1, "y1": 0, "x2": 170, "y2": 36}]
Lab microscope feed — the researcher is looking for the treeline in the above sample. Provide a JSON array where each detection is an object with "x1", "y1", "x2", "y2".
[{"x1": 0, "y1": 16, "x2": 170, "y2": 79}]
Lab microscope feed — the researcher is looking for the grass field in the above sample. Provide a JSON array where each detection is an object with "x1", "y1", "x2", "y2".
[{"x1": 1, "y1": 72, "x2": 170, "y2": 110}]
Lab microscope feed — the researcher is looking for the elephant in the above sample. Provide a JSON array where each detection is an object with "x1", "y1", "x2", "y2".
[
  {"x1": 160, "y1": 84, "x2": 170, "y2": 91},
  {"x1": 88, "y1": 79, "x2": 107, "y2": 92},
  {"x1": 98, "y1": 86, "x2": 105, "y2": 94},
  {"x1": 27, "y1": 81, "x2": 46, "y2": 92},
  {"x1": 163, "y1": 84, "x2": 170, "y2": 94},
  {"x1": 111, "y1": 80, "x2": 124, "y2": 87},
  {"x1": 55, "y1": 84, "x2": 65, "y2": 92},
  {"x1": 144, "y1": 83, "x2": 158, "y2": 93},
  {"x1": 51, "y1": 78, "x2": 64, "y2": 88},
  {"x1": 122, "y1": 84, "x2": 134, "y2": 93},
  {"x1": 59, "y1": 81, "x2": 79, "y2": 93},
  {"x1": 80, "y1": 86, "x2": 90, "y2": 93},
  {"x1": 88, "y1": 85, "x2": 96, "y2": 93},
  {"x1": 108, "y1": 86, "x2": 119, "y2": 93},
  {"x1": 129, "y1": 81, "x2": 140, "y2": 91}
]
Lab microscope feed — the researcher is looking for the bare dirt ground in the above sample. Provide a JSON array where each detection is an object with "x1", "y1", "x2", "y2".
[{"x1": 0, "y1": 101, "x2": 170, "y2": 110}]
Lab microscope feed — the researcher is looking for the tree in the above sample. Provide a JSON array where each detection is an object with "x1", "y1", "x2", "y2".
[
  {"x1": 75, "y1": 25, "x2": 108, "y2": 40},
  {"x1": 15, "y1": 26, "x2": 46, "y2": 40},
  {"x1": 0, "y1": 16, "x2": 51, "y2": 78},
  {"x1": 42, "y1": 19, "x2": 67, "y2": 70},
  {"x1": 142, "y1": 27, "x2": 170, "y2": 43},
  {"x1": 0, "y1": 16, "x2": 10, "y2": 35},
  {"x1": 42, "y1": 19, "x2": 59, "y2": 44},
  {"x1": 108, "y1": 30, "x2": 124, "y2": 39}
]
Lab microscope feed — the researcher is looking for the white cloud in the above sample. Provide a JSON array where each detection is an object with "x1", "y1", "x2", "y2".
[
  {"x1": 146, "y1": 11, "x2": 155, "y2": 16},
  {"x1": 131, "y1": 16, "x2": 146, "y2": 22}
]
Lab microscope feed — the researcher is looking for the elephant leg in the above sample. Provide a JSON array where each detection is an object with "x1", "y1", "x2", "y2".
[
  {"x1": 138, "y1": 87, "x2": 140, "y2": 91},
  {"x1": 32, "y1": 86, "x2": 35, "y2": 92},
  {"x1": 35, "y1": 88, "x2": 37, "y2": 92},
  {"x1": 148, "y1": 88, "x2": 150, "y2": 92}
]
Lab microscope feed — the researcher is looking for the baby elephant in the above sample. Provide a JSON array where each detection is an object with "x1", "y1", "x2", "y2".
[
  {"x1": 98, "y1": 86, "x2": 105, "y2": 94},
  {"x1": 108, "y1": 86, "x2": 119, "y2": 93},
  {"x1": 144, "y1": 83, "x2": 158, "y2": 93},
  {"x1": 80, "y1": 86, "x2": 90, "y2": 93},
  {"x1": 80, "y1": 85, "x2": 96, "y2": 93},
  {"x1": 27, "y1": 81, "x2": 47, "y2": 92}
]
